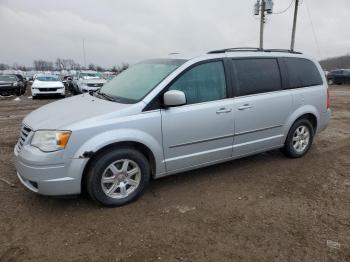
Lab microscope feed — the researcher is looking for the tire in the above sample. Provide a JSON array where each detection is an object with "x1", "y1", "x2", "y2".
[
  {"x1": 86, "y1": 148, "x2": 151, "y2": 207},
  {"x1": 16, "y1": 88, "x2": 21, "y2": 96},
  {"x1": 282, "y1": 118, "x2": 314, "y2": 158}
]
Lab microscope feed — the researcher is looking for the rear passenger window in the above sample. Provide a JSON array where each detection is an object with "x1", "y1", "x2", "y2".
[
  {"x1": 285, "y1": 58, "x2": 323, "y2": 88},
  {"x1": 233, "y1": 59, "x2": 282, "y2": 96}
]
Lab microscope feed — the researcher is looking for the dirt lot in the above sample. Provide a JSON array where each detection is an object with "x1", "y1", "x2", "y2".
[{"x1": 0, "y1": 86, "x2": 349, "y2": 262}]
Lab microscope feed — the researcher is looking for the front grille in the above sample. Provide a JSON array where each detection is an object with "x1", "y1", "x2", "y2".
[
  {"x1": 38, "y1": 88, "x2": 57, "y2": 92},
  {"x1": 16, "y1": 125, "x2": 32, "y2": 153},
  {"x1": 87, "y1": 83, "x2": 103, "y2": 87}
]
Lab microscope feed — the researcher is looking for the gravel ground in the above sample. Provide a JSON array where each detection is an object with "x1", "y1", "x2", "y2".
[{"x1": 0, "y1": 86, "x2": 349, "y2": 262}]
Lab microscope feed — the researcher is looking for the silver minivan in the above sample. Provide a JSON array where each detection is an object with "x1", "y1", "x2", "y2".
[{"x1": 14, "y1": 48, "x2": 331, "y2": 206}]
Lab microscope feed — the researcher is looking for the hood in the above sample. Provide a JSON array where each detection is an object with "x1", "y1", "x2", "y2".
[
  {"x1": 23, "y1": 94, "x2": 136, "y2": 130},
  {"x1": 32, "y1": 80, "x2": 64, "y2": 88}
]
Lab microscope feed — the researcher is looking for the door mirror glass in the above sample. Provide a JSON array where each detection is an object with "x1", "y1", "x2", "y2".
[{"x1": 163, "y1": 90, "x2": 186, "y2": 107}]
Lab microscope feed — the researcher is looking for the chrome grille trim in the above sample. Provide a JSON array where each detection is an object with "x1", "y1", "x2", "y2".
[{"x1": 16, "y1": 125, "x2": 32, "y2": 153}]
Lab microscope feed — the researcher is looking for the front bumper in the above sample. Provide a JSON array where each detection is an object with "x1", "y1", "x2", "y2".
[
  {"x1": 0, "y1": 85, "x2": 18, "y2": 94},
  {"x1": 14, "y1": 144, "x2": 87, "y2": 196},
  {"x1": 31, "y1": 88, "x2": 65, "y2": 96},
  {"x1": 80, "y1": 86, "x2": 101, "y2": 92}
]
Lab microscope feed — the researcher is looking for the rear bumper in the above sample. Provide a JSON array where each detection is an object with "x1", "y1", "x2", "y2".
[
  {"x1": 317, "y1": 109, "x2": 331, "y2": 133},
  {"x1": 14, "y1": 144, "x2": 87, "y2": 196}
]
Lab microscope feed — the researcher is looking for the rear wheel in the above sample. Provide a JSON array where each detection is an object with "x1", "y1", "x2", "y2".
[
  {"x1": 282, "y1": 118, "x2": 314, "y2": 158},
  {"x1": 86, "y1": 148, "x2": 151, "y2": 206}
]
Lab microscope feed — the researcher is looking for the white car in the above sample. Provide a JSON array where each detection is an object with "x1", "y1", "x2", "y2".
[
  {"x1": 72, "y1": 71, "x2": 106, "y2": 94},
  {"x1": 31, "y1": 74, "x2": 65, "y2": 98}
]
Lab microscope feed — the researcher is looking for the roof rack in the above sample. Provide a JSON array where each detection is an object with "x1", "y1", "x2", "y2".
[{"x1": 207, "y1": 47, "x2": 302, "y2": 54}]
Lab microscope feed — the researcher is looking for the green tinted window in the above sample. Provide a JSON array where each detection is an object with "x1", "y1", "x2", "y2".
[{"x1": 169, "y1": 61, "x2": 227, "y2": 104}]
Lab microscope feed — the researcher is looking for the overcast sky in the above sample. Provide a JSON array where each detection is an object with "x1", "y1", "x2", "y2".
[{"x1": 0, "y1": 0, "x2": 349, "y2": 67}]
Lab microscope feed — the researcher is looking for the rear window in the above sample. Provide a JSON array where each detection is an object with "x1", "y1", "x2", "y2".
[
  {"x1": 233, "y1": 58, "x2": 282, "y2": 96},
  {"x1": 285, "y1": 58, "x2": 323, "y2": 88}
]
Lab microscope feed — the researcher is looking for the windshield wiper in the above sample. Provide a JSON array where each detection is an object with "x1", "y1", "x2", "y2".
[{"x1": 95, "y1": 90, "x2": 116, "y2": 102}]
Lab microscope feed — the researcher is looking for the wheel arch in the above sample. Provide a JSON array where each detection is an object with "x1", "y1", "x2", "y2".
[
  {"x1": 81, "y1": 141, "x2": 157, "y2": 194},
  {"x1": 284, "y1": 107, "x2": 319, "y2": 143}
]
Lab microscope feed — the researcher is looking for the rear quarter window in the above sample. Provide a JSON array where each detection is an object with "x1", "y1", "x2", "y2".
[{"x1": 284, "y1": 58, "x2": 323, "y2": 89}]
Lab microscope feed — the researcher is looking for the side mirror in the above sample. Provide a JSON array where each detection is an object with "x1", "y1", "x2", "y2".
[{"x1": 163, "y1": 90, "x2": 186, "y2": 107}]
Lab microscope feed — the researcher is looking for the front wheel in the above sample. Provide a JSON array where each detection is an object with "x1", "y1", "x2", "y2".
[
  {"x1": 86, "y1": 148, "x2": 151, "y2": 206},
  {"x1": 282, "y1": 119, "x2": 314, "y2": 158}
]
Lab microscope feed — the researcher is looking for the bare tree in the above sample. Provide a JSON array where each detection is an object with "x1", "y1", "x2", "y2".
[
  {"x1": 320, "y1": 55, "x2": 350, "y2": 71},
  {"x1": 110, "y1": 63, "x2": 129, "y2": 74},
  {"x1": 88, "y1": 64, "x2": 97, "y2": 71},
  {"x1": 34, "y1": 60, "x2": 53, "y2": 71},
  {"x1": 0, "y1": 63, "x2": 10, "y2": 70}
]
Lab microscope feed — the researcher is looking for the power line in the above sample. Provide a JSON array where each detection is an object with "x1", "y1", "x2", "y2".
[
  {"x1": 304, "y1": 0, "x2": 323, "y2": 58},
  {"x1": 273, "y1": 0, "x2": 295, "y2": 14}
]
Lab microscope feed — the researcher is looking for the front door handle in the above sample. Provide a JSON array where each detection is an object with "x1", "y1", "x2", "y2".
[
  {"x1": 216, "y1": 108, "x2": 232, "y2": 114},
  {"x1": 238, "y1": 104, "x2": 253, "y2": 110}
]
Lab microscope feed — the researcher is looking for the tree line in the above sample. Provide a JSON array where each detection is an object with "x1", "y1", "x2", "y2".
[
  {"x1": 319, "y1": 55, "x2": 350, "y2": 71},
  {"x1": 0, "y1": 58, "x2": 129, "y2": 73}
]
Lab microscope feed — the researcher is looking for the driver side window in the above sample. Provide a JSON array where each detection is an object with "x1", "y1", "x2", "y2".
[{"x1": 168, "y1": 61, "x2": 227, "y2": 104}]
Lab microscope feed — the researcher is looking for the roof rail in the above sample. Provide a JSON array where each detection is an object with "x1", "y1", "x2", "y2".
[
  {"x1": 208, "y1": 47, "x2": 263, "y2": 54},
  {"x1": 207, "y1": 47, "x2": 302, "y2": 55},
  {"x1": 264, "y1": 49, "x2": 302, "y2": 54}
]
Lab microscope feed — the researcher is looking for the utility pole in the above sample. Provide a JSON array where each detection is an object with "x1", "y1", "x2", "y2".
[
  {"x1": 259, "y1": 0, "x2": 266, "y2": 49},
  {"x1": 254, "y1": 0, "x2": 273, "y2": 49},
  {"x1": 82, "y1": 38, "x2": 87, "y2": 68},
  {"x1": 290, "y1": 0, "x2": 300, "y2": 51}
]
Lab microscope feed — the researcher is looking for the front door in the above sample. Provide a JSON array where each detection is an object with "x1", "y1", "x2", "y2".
[{"x1": 161, "y1": 61, "x2": 234, "y2": 173}]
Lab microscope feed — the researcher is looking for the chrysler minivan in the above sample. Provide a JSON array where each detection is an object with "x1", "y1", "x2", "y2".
[{"x1": 14, "y1": 48, "x2": 331, "y2": 206}]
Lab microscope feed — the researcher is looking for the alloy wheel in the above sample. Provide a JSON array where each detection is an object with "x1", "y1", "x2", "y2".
[
  {"x1": 292, "y1": 125, "x2": 310, "y2": 153},
  {"x1": 101, "y1": 159, "x2": 141, "y2": 199}
]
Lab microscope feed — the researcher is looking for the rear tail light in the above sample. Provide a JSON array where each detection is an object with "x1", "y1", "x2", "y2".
[{"x1": 326, "y1": 88, "x2": 330, "y2": 109}]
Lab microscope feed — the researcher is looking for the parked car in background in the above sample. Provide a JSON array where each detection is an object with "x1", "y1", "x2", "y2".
[
  {"x1": 72, "y1": 71, "x2": 106, "y2": 94},
  {"x1": 61, "y1": 75, "x2": 73, "y2": 93},
  {"x1": 14, "y1": 49, "x2": 331, "y2": 207},
  {"x1": 327, "y1": 69, "x2": 350, "y2": 85},
  {"x1": 0, "y1": 74, "x2": 24, "y2": 96},
  {"x1": 31, "y1": 74, "x2": 65, "y2": 98},
  {"x1": 9, "y1": 74, "x2": 27, "y2": 94},
  {"x1": 61, "y1": 75, "x2": 73, "y2": 86},
  {"x1": 25, "y1": 75, "x2": 34, "y2": 83}
]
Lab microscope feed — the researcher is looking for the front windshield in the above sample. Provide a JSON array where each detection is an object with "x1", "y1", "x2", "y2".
[
  {"x1": 36, "y1": 75, "x2": 59, "y2": 81},
  {"x1": 0, "y1": 75, "x2": 16, "y2": 82},
  {"x1": 100, "y1": 59, "x2": 186, "y2": 103},
  {"x1": 80, "y1": 72, "x2": 101, "y2": 79}
]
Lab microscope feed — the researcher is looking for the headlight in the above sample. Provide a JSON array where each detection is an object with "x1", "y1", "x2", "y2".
[
  {"x1": 13, "y1": 82, "x2": 18, "y2": 86},
  {"x1": 31, "y1": 130, "x2": 71, "y2": 152}
]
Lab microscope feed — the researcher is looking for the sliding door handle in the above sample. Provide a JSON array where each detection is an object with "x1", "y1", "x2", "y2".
[
  {"x1": 216, "y1": 108, "x2": 232, "y2": 114},
  {"x1": 238, "y1": 104, "x2": 253, "y2": 110}
]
